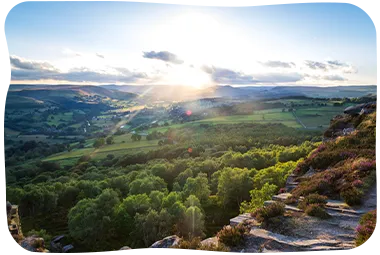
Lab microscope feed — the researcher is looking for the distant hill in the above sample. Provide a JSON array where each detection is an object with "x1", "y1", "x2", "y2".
[
  {"x1": 9, "y1": 84, "x2": 376, "y2": 104},
  {"x1": 9, "y1": 85, "x2": 136, "y2": 99},
  {"x1": 6, "y1": 85, "x2": 137, "y2": 109},
  {"x1": 102, "y1": 84, "x2": 376, "y2": 100}
]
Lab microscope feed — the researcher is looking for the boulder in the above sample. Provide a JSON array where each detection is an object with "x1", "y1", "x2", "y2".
[
  {"x1": 200, "y1": 237, "x2": 218, "y2": 246},
  {"x1": 150, "y1": 235, "x2": 180, "y2": 248},
  {"x1": 20, "y1": 235, "x2": 48, "y2": 252},
  {"x1": 119, "y1": 246, "x2": 133, "y2": 255},
  {"x1": 6, "y1": 201, "x2": 12, "y2": 215}
]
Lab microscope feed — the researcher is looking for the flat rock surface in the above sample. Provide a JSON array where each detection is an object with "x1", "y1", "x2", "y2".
[
  {"x1": 249, "y1": 228, "x2": 341, "y2": 248},
  {"x1": 264, "y1": 200, "x2": 303, "y2": 212},
  {"x1": 230, "y1": 213, "x2": 254, "y2": 226},
  {"x1": 272, "y1": 193, "x2": 292, "y2": 202}
]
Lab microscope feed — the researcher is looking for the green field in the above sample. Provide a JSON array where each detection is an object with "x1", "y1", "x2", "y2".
[
  {"x1": 295, "y1": 104, "x2": 353, "y2": 128},
  {"x1": 45, "y1": 133, "x2": 160, "y2": 162},
  {"x1": 47, "y1": 112, "x2": 73, "y2": 126},
  {"x1": 149, "y1": 111, "x2": 302, "y2": 133},
  {"x1": 4, "y1": 128, "x2": 20, "y2": 136},
  {"x1": 43, "y1": 104, "x2": 355, "y2": 163}
]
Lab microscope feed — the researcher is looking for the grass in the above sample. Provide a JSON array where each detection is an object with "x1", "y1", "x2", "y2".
[
  {"x1": 47, "y1": 112, "x2": 73, "y2": 126},
  {"x1": 4, "y1": 128, "x2": 20, "y2": 136},
  {"x1": 295, "y1": 105, "x2": 354, "y2": 128},
  {"x1": 44, "y1": 134, "x2": 160, "y2": 162},
  {"x1": 149, "y1": 111, "x2": 301, "y2": 132}
]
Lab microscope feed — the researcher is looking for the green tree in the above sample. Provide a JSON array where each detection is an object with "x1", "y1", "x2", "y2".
[
  {"x1": 217, "y1": 167, "x2": 253, "y2": 209},
  {"x1": 179, "y1": 206, "x2": 205, "y2": 239},
  {"x1": 93, "y1": 138, "x2": 105, "y2": 148},
  {"x1": 129, "y1": 175, "x2": 167, "y2": 195},
  {"x1": 183, "y1": 173, "x2": 210, "y2": 204},
  {"x1": 68, "y1": 189, "x2": 120, "y2": 250},
  {"x1": 106, "y1": 136, "x2": 114, "y2": 145},
  {"x1": 239, "y1": 183, "x2": 278, "y2": 213}
]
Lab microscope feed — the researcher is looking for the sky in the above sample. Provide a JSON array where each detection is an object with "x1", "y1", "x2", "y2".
[{"x1": 5, "y1": 2, "x2": 377, "y2": 87}]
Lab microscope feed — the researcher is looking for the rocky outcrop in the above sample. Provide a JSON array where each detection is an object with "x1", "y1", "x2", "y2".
[
  {"x1": 20, "y1": 236, "x2": 49, "y2": 252},
  {"x1": 344, "y1": 102, "x2": 376, "y2": 116},
  {"x1": 150, "y1": 235, "x2": 181, "y2": 248},
  {"x1": 7, "y1": 201, "x2": 50, "y2": 252},
  {"x1": 227, "y1": 170, "x2": 376, "y2": 252}
]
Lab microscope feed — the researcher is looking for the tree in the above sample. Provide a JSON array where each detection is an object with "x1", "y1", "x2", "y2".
[
  {"x1": 179, "y1": 206, "x2": 205, "y2": 239},
  {"x1": 129, "y1": 175, "x2": 167, "y2": 195},
  {"x1": 68, "y1": 189, "x2": 120, "y2": 250},
  {"x1": 93, "y1": 138, "x2": 105, "y2": 148},
  {"x1": 239, "y1": 183, "x2": 278, "y2": 213},
  {"x1": 217, "y1": 167, "x2": 253, "y2": 209},
  {"x1": 183, "y1": 173, "x2": 210, "y2": 204},
  {"x1": 106, "y1": 136, "x2": 114, "y2": 145},
  {"x1": 134, "y1": 209, "x2": 172, "y2": 247},
  {"x1": 131, "y1": 134, "x2": 142, "y2": 141}
]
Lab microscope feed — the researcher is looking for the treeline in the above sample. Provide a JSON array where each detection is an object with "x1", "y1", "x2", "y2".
[{"x1": 5, "y1": 141, "x2": 68, "y2": 167}]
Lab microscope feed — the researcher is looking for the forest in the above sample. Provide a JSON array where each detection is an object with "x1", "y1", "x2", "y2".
[{"x1": 6, "y1": 123, "x2": 321, "y2": 251}]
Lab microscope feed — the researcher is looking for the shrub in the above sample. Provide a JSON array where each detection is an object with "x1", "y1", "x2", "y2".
[
  {"x1": 352, "y1": 159, "x2": 376, "y2": 172},
  {"x1": 32, "y1": 238, "x2": 45, "y2": 249},
  {"x1": 352, "y1": 180, "x2": 364, "y2": 187},
  {"x1": 298, "y1": 193, "x2": 327, "y2": 210},
  {"x1": 198, "y1": 243, "x2": 230, "y2": 252},
  {"x1": 252, "y1": 202, "x2": 285, "y2": 223},
  {"x1": 356, "y1": 210, "x2": 376, "y2": 246},
  {"x1": 261, "y1": 216, "x2": 296, "y2": 235},
  {"x1": 27, "y1": 229, "x2": 51, "y2": 249},
  {"x1": 217, "y1": 224, "x2": 249, "y2": 247},
  {"x1": 340, "y1": 187, "x2": 363, "y2": 206},
  {"x1": 284, "y1": 195, "x2": 298, "y2": 205},
  {"x1": 172, "y1": 237, "x2": 201, "y2": 249},
  {"x1": 77, "y1": 155, "x2": 91, "y2": 163},
  {"x1": 305, "y1": 204, "x2": 331, "y2": 219}
]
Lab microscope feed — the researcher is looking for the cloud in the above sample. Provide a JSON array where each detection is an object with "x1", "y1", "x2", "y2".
[
  {"x1": 303, "y1": 73, "x2": 347, "y2": 82},
  {"x1": 304, "y1": 60, "x2": 327, "y2": 71},
  {"x1": 259, "y1": 61, "x2": 295, "y2": 68},
  {"x1": 10, "y1": 55, "x2": 147, "y2": 83},
  {"x1": 201, "y1": 65, "x2": 304, "y2": 84},
  {"x1": 142, "y1": 51, "x2": 184, "y2": 64},
  {"x1": 208, "y1": 67, "x2": 257, "y2": 84},
  {"x1": 322, "y1": 74, "x2": 346, "y2": 81},
  {"x1": 326, "y1": 60, "x2": 347, "y2": 67},
  {"x1": 200, "y1": 65, "x2": 214, "y2": 74},
  {"x1": 10, "y1": 55, "x2": 57, "y2": 71},
  {"x1": 304, "y1": 59, "x2": 357, "y2": 74},
  {"x1": 96, "y1": 53, "x2": 105, "y2": 59},
  {"x1": 254, "y1": 73, "x2": 304, "y2": 83}
]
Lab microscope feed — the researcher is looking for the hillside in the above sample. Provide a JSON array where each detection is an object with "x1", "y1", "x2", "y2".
[
  {"x1": 7, "y1": 85, "x2": 136, "y2": 100},
  {"x1": 102, "y1": 84, "x2": 377, "y2": 100},
  {"x1": 5, "y1": 91, "x2": 376, "y2": 252},
  {"x1": 148, "y1": 103, "x2": 377, "y2": 252}
]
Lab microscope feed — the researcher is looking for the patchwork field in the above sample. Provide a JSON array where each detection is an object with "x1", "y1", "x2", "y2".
[
  {"x1": 44, "y1": 133, "x2": 160, "y2": 163},
  {"x1": 294, "y1": 104, "x2": 352, "y2": 128}
]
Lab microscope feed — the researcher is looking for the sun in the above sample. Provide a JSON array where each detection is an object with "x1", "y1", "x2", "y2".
[{"x1": 174, "y1": 65, "x2": 212, "y2": 88}]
